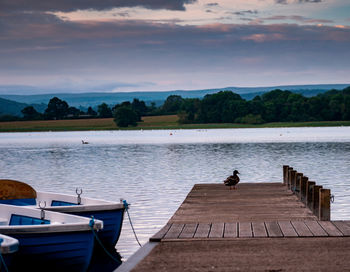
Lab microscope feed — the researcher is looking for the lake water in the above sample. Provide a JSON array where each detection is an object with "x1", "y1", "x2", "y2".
[{"x1": 1, "y1": 127, "x2": 350, "y2": 260}]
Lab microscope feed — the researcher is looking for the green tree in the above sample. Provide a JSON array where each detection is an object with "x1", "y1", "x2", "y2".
[
  {"x1": 162, "y1": 95, "x2": 184, "y2": 114},
  {"x1": 44, "y1": 97, "x2": 69, "y2": 120},
  {"x1": 67, "y1": 106, "x2": 82, "y2": 118},
  {"x1": 97, "y1": 103, "x2": 112, "y2": 118},
  {"x1": 113, "y1": 106, "x2": 138, "y2": 127},
  {"x1": 197, "y1": 91, "x2": 244, "y2": 123},
  {"x1": 21, "y1": 106, "x2": 42, "y2": 120},
  {"x1": 132, "y1": 98, "x2": 148, "y2": 120},
  {"x1": 87, "y1": 107, "x2": 97, "y2": 116}
]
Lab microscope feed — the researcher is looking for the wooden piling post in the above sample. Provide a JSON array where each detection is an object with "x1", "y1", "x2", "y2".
[
  {"x1": 319, "y1": 189, "x2": 331, "y2": 221},
  {"x1": 287, "y1": 168, "x2": 293, "y2": 189},
  {"x1": 312, "y1": 185, "x2": 323, "y2": 216},
  {"x1": 306, "y1": 181, "x2": 316, "y2": 210},
  {"x1": 300, "y1": 176, "x2": 308, "y2": 203},
  {"x1": 290, "y1": 170, "x2": 297, "y2": 193},
  {"x1": 283, "y1": 165, "x2": 289, "y2": 185},
  {"x1": 296, "y1": 173, "x2": 303, "y2": 197}
]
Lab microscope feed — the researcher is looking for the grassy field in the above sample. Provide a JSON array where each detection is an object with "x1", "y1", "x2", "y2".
[{"x1": 1, "y1": 115, "x2": 350, "y2": 132}]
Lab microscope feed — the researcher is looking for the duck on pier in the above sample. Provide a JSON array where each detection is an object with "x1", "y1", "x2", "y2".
[{"x1": 224, "y1": 170, "x2": 240, "y2": 190}]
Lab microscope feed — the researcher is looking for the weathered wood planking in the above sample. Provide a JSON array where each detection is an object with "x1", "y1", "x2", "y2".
[
  {"x1": 209, "y1": 223, "x2": 224, "y2": 238},
  {"x1": 194, "y1": 223, "x2": 211, "y2": 238},
  {"x1": 265, "y1": 221, "x2": 283, "y2": 237},
  {"x1": 291, "y1": 221, "x2": 313, "y2": 237},
  {"x1": 153, "y1": 220, "x2": 350, "y2": 240},
  {"x1": 332, "y1": 221, "x2": 350, "y2": 236},
  {"x1": 169, "y1": 183, "x2": 317, "y2": 224},
  {"x1": 318, "y1": 221, "x2": 343, "y2": 237},
  {"x1": 224, "y1": 222, "x2": 237, "y2": 238},
  {"x1": 304, "y1": 221, "x2": 328, "y2": 236},
  {"x1": 252, "y1": 222, "x2": 267, "y2": 238},
  {"x1": 149, "y1": 223, "x2": 172, "y2": 242},
  {"x1": 163, "y1": 224, "x2": 184, "y2": 239},
  {"x1": 278, "y1": 221, "x2": 298, "y2": 237},
  {"x1": 179, "y1": 223, "x2": 197, "y2": 239},
  {"x1": 239, "y1": 222, "x2": 253, "y2": 238}
]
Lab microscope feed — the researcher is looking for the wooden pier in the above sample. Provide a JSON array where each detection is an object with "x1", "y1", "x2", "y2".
[{"x1": 117, "y1": 166, "x2": 350, "y2": 271}]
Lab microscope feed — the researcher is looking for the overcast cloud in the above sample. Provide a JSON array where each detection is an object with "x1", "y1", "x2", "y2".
[
  {"x1": 0, "y1": 0, "x2": 196, "y2": 12},
  {"x1": 0, "y1": 0, "x2": 349, "y2": 93}
]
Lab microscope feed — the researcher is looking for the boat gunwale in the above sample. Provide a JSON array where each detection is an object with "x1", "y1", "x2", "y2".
[
  {"x1": 0, "y1": 204, "x2": 103, "y2": 234},
  {"x1": 0, "y1": 234, "x2": 19, "y2": 254}
]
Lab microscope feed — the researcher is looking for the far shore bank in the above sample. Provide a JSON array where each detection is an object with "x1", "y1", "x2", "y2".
[{"x1": 1, "y1": 115, "x2": 350, "y2": 133}]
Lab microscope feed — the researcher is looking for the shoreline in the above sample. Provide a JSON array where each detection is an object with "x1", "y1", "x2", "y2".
[{"x1": 1, "y1": 116, "x2": 350, "y2": 133}]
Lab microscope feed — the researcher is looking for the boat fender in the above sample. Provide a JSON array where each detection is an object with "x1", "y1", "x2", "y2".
[{"x1": 0, "y1": 238, "x2": 9, "y2": 272}]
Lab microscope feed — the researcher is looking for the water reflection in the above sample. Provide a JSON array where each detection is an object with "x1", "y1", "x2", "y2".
[{"x1": 0, "y1": 128, "x2": 350, "y2": 260}]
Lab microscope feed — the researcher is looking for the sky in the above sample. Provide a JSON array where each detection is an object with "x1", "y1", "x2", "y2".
[{"x1": 0, "y1": 0, "x2": 349, "y2": 94}]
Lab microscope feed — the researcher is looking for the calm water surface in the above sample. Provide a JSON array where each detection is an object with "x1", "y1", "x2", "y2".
[{"x1": 1, "y1": 127, "x2": 350, "y2": 259}]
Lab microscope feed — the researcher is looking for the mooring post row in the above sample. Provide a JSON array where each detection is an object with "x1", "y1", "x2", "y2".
[{"x1": 283, "y1": 166, "x2": 331, "y2": 221}]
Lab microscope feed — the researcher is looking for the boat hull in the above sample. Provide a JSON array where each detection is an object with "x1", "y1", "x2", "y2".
[
  {"x1": 8, "y1": 231, "x2": 95, "y2": 272},
  {"x1": 70, "y1": 208, "x2": 124, "y2": 249}
]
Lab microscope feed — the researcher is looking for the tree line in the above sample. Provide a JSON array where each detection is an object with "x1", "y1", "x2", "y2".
[
  {"x1": 1, "y1": 86, "x2": 350, "y2": 127},
  {"x1": 173, "y1": 86, "x2": 350, "y2": 124},
  {"x1": 15, "y1": 97, "x2": 150, "y2": 127}
]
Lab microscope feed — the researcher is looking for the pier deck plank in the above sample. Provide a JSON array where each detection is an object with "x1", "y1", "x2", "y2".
[
  {"x1": 168, "y1": 183, "x2": 316, "y2": 223},
  {"x1": 278, "y1": 221, "x2": 298, "y2": 237},
  {"x1": 178, "y1": 223, "x2": 197, "y2": 239},
  {"x1": 127, "y1": 183, "x2": 350, "y2": 272},
  {"x1": 223, "y1": 222, "x2": 237, "y2": 238},
  {"x1": 252, "y1": 221, "x2": 268, "y2": 237},
  {"x1": 194, "y1": 223, "x2": 211, "y2": 238},
  {"x1": 209, "y1": 222, "x2": 224, "y2": 238}
]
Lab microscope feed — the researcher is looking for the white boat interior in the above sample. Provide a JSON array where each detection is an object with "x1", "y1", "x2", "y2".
[
  {"x1": 0, "y1": 204, "x2": 103, "y2": 234},
  {"x1": 35, "y1": 191, "x2": 124, "y2": 212}
]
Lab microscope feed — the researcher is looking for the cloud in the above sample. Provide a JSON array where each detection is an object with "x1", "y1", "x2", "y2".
[
  {"x1": 275, "y1": 0, "x2": 288, "y2": 4},
  {"x1": 1, "y1": 12, "x2": 349, "y2": 90},
  {"x1": 206, "y1": 3, "x2": 219, "y2": 7},
  {"x1": 275, "y1": 0, "x2": 322, "y2": 3},
  {"x1": 0, "y1": 0, "x2": 196, "y2": 12},
  {"x1": 229, "y1": 10, "x2": 258, "y2": 16},
  {"x1": 263, "y1": 15, "x2": 333, "y2": 24},
  {"x1": 299, "y1": 0, "x2": 322, "y2": 2}
]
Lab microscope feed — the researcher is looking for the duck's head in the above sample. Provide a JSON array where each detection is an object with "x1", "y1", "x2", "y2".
[{"x1": 233, "y1": 170, "x2": 240, "y2": 175}]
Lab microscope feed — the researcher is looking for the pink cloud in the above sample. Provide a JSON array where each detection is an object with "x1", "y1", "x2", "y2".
[{"x1": 242, "y1": 33, "x2": 285, "y2": 42}]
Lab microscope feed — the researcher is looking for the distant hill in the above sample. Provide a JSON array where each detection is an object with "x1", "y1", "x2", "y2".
[
  {"x1": 0, "y1": 97, "x2": 29, "y2": 116},
  {"x1": 0, "y1": 97, "x2": 47, "y2": 117},
  {"x1": 0, "y1": 84, "x2": 349, "y2": 115}
]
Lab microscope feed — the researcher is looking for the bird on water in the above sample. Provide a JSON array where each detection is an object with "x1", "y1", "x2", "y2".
[{"x1": 224, "y1": 170, "x2": 240, "y2": 190}]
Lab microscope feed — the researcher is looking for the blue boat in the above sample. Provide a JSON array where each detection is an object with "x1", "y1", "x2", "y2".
[
  {"x1": 0, "y1": 234, "x2": 19, "y2": 270},
  {"x1": 0, "y1": 204, "x2": 103, "y2": 271},
  {"x1": 0, "y1": 179, "x2": 125, "y2": 249}
]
